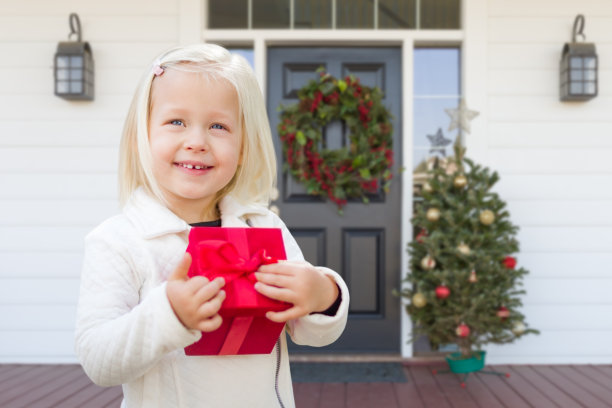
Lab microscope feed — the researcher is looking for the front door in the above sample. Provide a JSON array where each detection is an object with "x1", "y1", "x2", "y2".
[{"x1": 267, "y1": 47, "x2": 403, "y2": 353}]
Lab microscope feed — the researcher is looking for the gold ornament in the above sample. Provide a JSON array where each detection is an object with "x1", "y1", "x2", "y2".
[
  {"x1": 453, "y1": 174, "x2": 467, "y2": 188},
  {"x1": 412, "y1": 293, "x2": 427, "y2": 308},
  {"x1": 426, "y1": 208, "x2": 440, "y2": 222},
  {"x1": 423, "y1": 182, "x2": 433, "y2": 193},
  {"x1": 420, "y1": 255, "x2": 436, "y2": 270},
  {"x1": 512, "y1": 321, "x2": 526, "y2": 335},
  {"x1": 468, "y1": 269, "x2": 478, "y2": 283},
  {"x1": 479, "y1": 209, "x2": 495, "y2": 225},
  {"x1": 457, "y1": 242, "x2": 471, "y2": 255}
]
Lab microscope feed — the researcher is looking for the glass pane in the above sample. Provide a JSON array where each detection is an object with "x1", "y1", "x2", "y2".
[
  {"x1": 70, "y1": 68, "x2": 83, "y2": 80},
  {"x1": 56, "y1": 56, "x2": 69, "y2": 68},
  {"x1": 414, "y1": 48, "x2": 460, "y2": 95},
  {"x1": 56, "y1": 81, "x2": 69, "y2": 94},
  {"x1": 584, "y1": 82, "x2": 596, "y2": 95},
  {"x1": 56, "y1": 68, "x2": 69, "y2": 80},
  {"x1": 584, "y1": 57, "x2": 597, "y2": 69},
  {"x1": 253, "y1": 0, "x2": 289, "y2": 28},
  {"x1": 208, "y1": 0, "x2": 248, "y2": 28},
  {"x1": 337, "y1": 0, "x2": 374, "y2": 28},
  {"x1": 70, "y1": 56, "x2": 83, "y2": 68},
  {"x1": 570, "y1": 57, "x2": 582, "y2": 68},
  {"x1": 379, "y1": 0, "x2": 415, "y2": 29},
  {"x1": 228, "y1": 48, "x2": 255, "y2": 69},
  {"x1": 295, "y1": 0, "x2": 331, "y2": 28},
  {"x1": 570, "y1": 82, "x2": 583, "y2": 94},
  {"x1": 420, "y1": 0, "x2": 460, "y2": 29},
  {"x1": 584, "y1": 69, "x2": 596, "y2": 80},
  {"x1": 570, "y1": 69, "x2": 583, "y2": 80},
  {"x1": 70, "y1": 81, "x2": 83, "y2": 94},
  {"x1": 413, "y1": 98, "x2": 459, "y2": 149}
]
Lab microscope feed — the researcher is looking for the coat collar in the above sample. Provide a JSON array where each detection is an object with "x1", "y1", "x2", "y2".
[{"x1": 124, "y1": 188, "x2": 270, "y2": 238}]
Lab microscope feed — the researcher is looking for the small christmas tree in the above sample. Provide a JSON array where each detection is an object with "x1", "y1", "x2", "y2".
[{"x1": 401, "y1": 142, "x2": 538, "y2": 359}]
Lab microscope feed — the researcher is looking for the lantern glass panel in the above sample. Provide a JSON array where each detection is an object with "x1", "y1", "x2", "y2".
[
  {"x1": 57, "y1": 68, "x2": 69, "y2": 80},
  {"x1": 57, "y1": 81, "x2": 69, "y2": 94},
  {"x1": 70, "y1": 81, "x2": 83, "y2": 93},
  {"x1": 71, "y1": 69, "x2": 83, "y2": 80},
  {"x1": 70, "y1": 55, "x2": 83, "y2": 68},
  {"x1": 570, "y1": 57, "x2": 582, "y2": 68},
  {"x1": 570, "y1": 82, "x2": 582, "y2": 94},
  {"x1": 584, "y1": 57, "x2": 596, "y2": 69},
  {"x1": 585, "y1": 70, "x2": 596, "y2": 80},
  {"x1": 570, "y1": 70, "x2": 583, "y2": 80},
  {"x1": 57, "y1": 56, "x2": 69, "y2": 68},
  {"x1": 585, "y1": 83, "x2": 596, "y2": 94}
]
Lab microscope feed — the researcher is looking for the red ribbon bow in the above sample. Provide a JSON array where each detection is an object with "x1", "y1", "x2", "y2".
[{"x1": 196, "y1": 240, "x2": 278, "y2": 283}]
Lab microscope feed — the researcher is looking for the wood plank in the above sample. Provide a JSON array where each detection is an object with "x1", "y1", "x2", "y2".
[
  {"x1": 0, "y1": 364, "x2": 74, "y2": 406},
  {"x1": 511, "y1": 365, "x2": 584, "y2": 407},
  {"x1": 0, "y1": 364, "x2": 39, "y2": 386},
  {"x1": 345, "y1": 383, "x2": 399, "y2": 408},
  {"x1": 593, "y1": 365, "x2": 612, "y2": 382},
  {"x1": 393, "y1": 365, "x2": 425, "y2": 408},
  {"x1": 462, "y1": 369, "x2": 505, "y2": 408},
  {"x1": 531, "y1": 365, "x2": 608, "y2": 408},
  {"x1": 54, "y1": 382, "x2": 109, "y2": 408},
  {"x1": 319, "y1": 382, "x2": 346, "y2": 408},
  {"x1": 293, "y1": 382, "x2": 322, "y2": 408},
  {"x1": 573, "y1": 365, "x2": 612, "y2": 392},
  {"x1": 3, "y1": 364, "x2": 84, "y2": 407},
  {"x1": 552, "y1": 366, "x2": 612, "y2": 404},
  {"x1": 407, "y1": 365, "x2": 452, "y2": 407},
  {"x1": 431, "y1": 366, "x2": 479, "y2": 408},
  {"x1": 497, "y1": 365, "x2": 556, "y2": 408},
  {"x1": 0, "y1": 364, "x2": 55, "y2": 393},
  {"x1": 80, "y1": 386, "x2": 123, "y2": 408},
  {"x1": 29, "y1": 366, "x2": 100, "y2": 408},
  {"x1": 475, "y1": 365, "x2": 530, "y2": 408}
]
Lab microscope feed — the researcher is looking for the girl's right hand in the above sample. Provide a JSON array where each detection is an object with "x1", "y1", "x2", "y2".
[{"x1": 166, "y1": 253, "x2": 226, "y2": 332}]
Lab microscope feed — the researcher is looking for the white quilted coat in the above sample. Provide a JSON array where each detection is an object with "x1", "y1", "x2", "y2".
[{"x1": 75, "y1": 188, "x2": 349, "y2": 408}]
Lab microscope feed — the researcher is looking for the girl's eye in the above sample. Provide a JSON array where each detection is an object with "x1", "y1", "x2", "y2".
[
  {"x1": 211, "y1": 123, "x2": 226, "y2": 130},
  {"x1": 170, "y1": 119, "x2": 184, "y2": 126}
]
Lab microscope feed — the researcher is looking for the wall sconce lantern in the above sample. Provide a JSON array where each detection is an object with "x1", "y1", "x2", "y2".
[
  {"x1": 560, "y1": 14, "x2": 597, "y2": 101},
  {"x1": 54, "y1": 13, "x2": 94, "y2": 101}
]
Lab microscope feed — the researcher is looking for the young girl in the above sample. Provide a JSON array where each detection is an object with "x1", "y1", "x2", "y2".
[{"x1": 75, "y1": 43, "x2": 349, "y2": 408}]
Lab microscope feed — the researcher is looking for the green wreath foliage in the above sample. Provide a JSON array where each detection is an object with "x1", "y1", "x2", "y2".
[{"x1": 277, "y1": 70, "x2": 394, "y2": 213}]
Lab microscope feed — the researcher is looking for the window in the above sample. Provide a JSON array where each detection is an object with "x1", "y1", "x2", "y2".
[{"x1": 207, "y1": 0, "x2": 460, "y2": 29}]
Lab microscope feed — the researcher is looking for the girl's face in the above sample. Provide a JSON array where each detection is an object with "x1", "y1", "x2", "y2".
[{"x1": 148, "y1": 68, "x2": 242, "y2": 222}]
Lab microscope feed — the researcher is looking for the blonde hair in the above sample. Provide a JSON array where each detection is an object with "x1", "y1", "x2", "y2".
[{"x1": 118, "y1": 43, "x2": 276, "y2": 209}]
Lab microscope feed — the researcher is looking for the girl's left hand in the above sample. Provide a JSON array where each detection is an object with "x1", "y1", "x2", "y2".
[{"x1": 254, "y1": 261, "x2": 339, "y2": 323}]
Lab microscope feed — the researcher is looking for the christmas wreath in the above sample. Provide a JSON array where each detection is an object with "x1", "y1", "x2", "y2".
[{"x1": 277, "y1": 69, "x2": 394, "y2": 213}]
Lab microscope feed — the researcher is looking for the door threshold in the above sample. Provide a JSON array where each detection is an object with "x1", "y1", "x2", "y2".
[{"x1": 289, "y1": 353, "x2": 445, "y2": 363}]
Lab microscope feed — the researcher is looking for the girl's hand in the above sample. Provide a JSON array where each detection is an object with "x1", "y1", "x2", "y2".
[
  {"x1": 254, "y1": 261, "x2": 339, "y2": 323},
  {"x1": 166, "y1": 253, "x2": 226, "y2": 332}
]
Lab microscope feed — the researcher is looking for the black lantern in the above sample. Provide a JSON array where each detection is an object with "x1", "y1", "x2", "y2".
[
  {"x1": 54, "y1": 13, "x2": 94, "y2": 101},
  {"x1": 560, "y1": 14, "x2": 597, "y2": 101}
]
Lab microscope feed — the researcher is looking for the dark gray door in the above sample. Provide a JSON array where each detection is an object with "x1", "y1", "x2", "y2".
[{"x1": 267, "y1": 47, "x2": 402, "y2": 353}]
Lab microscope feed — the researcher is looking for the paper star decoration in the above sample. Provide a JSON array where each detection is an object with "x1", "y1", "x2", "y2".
[
  {"x1": 445, "y1": 99, "x2": 479, "y2": 134},
  {"x1": 427, "y1": 128, "x2": 452, "y2": 156}
]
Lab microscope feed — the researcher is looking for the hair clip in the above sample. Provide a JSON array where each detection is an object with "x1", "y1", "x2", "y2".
[{"x1": 152, "y1": 60, "x2": 164, "y2": 77}]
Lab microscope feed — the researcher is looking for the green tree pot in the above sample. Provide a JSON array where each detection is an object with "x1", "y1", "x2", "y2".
[{"x1": 445, "y1": 350, "x2": 486, "y2": 373}]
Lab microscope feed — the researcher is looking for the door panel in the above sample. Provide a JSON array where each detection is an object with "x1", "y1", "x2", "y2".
[{"x1": 267, "y1": 47, "x2": 402, "y2": 353}]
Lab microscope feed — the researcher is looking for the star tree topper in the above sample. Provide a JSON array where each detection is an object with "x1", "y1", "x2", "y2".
[
  {"x1": 427, "y1": 128, "x2": 452, "y2": 156},
  {"x1": 445, "y1": 99, "x2": 479, "y2": 134}
]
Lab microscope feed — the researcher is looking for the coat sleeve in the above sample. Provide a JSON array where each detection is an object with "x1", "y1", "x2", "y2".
[
  {"x1": 268, "y1": 213, "x2": 350, "y2": 347},
  {"x1": 74, "y1": 225, "x2": 200, "y2": 386}
]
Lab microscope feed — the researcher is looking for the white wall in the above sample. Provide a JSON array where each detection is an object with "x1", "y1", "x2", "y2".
[
  {"x1": 479, "y1": 0, "x2": 612, "y2": 363},
  {"x1": 0, "y1": 0, "x2": 192, "y2": 363}
]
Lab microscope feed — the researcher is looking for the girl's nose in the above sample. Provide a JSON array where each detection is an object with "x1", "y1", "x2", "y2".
[{"x1": 185, "y1": 128, "x2": 209, "y2": 152}]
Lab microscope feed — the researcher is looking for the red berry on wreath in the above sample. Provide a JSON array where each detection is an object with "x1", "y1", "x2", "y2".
[{"x1": 435, "y1": 285, "x2": 450, "y2": 299}]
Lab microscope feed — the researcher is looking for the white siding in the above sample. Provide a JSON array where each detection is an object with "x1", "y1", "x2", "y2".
[
  {"x1": 0, "y1": 0, "x2": 182, "y2": 363},
  {"x1": 480, "y1": 0, "x2": 612, "y2": 363}
]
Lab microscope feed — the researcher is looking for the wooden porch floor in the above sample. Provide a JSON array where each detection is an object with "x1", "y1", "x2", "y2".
[{"x1": 1, "y1": 363, "x2": 611, "y2": 407}]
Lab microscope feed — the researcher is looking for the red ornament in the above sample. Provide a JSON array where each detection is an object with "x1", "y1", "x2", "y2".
[
  {"x1": 416, "y1": 229, "x2": 428, "y2": 243},
  {"x1": 503, "y1": 256, "x2": 517, "y2": 269},
  {"x1": 435, "y1": 285, "x2": 450, "y2": 299},
  {"x1": 497, "y1": 306, "x2": 510, "y2": 320},
  {"x1": 456, "y1": 323, "x2": 470, "y2": 337}
]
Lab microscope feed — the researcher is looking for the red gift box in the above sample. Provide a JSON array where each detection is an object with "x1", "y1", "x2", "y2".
[{"x1": 184, "y1": 227, "x2": 291, "y2": 356}]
